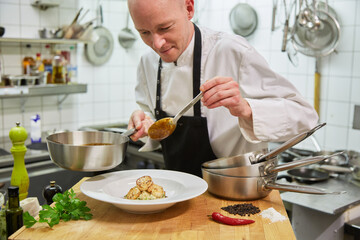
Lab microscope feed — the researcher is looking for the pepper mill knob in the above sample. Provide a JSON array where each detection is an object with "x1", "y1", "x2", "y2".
[
  {"x1": 9, "y1": 122, "x2": 28, "y2": 145},
  {"x1": 42, "y1": 181, "x2": 63, "y2": 205}
]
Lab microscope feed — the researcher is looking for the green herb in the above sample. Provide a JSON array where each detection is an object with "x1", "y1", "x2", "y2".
[{"x1": 23, "y1": 189, "x2": 92, "y2": 228}]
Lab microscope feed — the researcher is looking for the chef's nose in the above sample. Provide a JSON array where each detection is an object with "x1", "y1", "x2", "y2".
[{"x1": 152, "y1": 34, "x2": 166, "y2": 50}]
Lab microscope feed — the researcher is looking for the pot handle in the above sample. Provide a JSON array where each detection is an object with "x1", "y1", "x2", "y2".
[
  {"x1": 104, "y1": 127, "x2": 136, "y2": 137},
  {"x1": 266, "y1": 152, "x2": 344, "y2": 174},
  {"x1": 318, "y1": 165, "x2": 353, "y2": 173},
  {"x1": 257, "y1": 123, "x2": 326, "y2": 163},
  {"x1": 121, "y1": 128, "x2": 136, "y2": 137},
  {"x1": 264, "y1": 182, "x2": 346, "y2": 195}
]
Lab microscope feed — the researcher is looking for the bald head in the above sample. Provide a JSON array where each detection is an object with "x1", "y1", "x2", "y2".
[{"x1": 127, "y1": 0, "x2": 195, "y2": 62}]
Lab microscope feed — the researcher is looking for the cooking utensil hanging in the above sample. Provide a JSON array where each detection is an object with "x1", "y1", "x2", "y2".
[
  {"x1": 229, "y1": 3, "x2": 258, "y2": 37},
  {"x1": 291, "y1": 7, "x2": 340, "y2": 57},
  {"x1": 118, "y1": 11, "x2": 137, "y2": 49},
  {"x1": 271, "y1": 0, "x2": 279, "y2": 31},
  {"x1": 281, "y1": 0, "x2": 296, "y2": 52},
  {"x1": 85, "y1": 4, "x2": 114, "y2": 66}
]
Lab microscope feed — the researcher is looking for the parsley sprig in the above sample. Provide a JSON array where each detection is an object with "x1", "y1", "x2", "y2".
[{"x1": 23, "y1": 189, "x2": 93, "y2": 228}]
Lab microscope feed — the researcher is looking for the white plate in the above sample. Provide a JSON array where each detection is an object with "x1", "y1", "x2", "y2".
[{"x1": 80, "y1": 169, "x2": 208, "y2": 214}]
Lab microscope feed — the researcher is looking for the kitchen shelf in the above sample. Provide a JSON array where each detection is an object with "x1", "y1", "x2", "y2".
[
  {"x1": 0, "y1": 83, "x2": 87, "y2": 98},
  {"x1": 0, "y1": 37, "x2": 89, "y2": 45},
  {"x1": 0, "y1": 83, "x2": 87, "y2": 112}
]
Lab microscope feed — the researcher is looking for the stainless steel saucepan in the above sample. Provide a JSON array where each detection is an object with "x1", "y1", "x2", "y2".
[
  {"x1": 202, "y1": 123, "x2": 326, "y2": 169},
  {"x1": 202, "y1": 169, "x2": 345, "y2": 200},
  {"x1": 202, "y1": 152, "x2": 341, "y2": 177},
  {"x1": 46, "y1": 128, "x2": 135, "y2": 171}
]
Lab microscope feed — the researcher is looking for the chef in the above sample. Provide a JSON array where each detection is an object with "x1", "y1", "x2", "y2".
[{"x1": 127, "y1": 0, "x2": 319, "y2": 177}]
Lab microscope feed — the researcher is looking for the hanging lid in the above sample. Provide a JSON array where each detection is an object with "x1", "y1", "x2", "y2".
[{"x1": 229, "y1": 3, "x2": 258, "y2": 37}]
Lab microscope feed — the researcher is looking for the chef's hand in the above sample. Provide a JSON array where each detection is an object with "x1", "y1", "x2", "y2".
[
  {"x1": 128, "y1": 110, "x2": 154, "y2": 141},
  {"x1": 200, "y1": 76, "x2": 252, "y2": 121}
]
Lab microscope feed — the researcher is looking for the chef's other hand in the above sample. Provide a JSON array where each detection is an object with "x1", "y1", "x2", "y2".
[
  {"x1": 128, "y1": 110, "x2": 154, "y2": 141},
  {"x1": 200, "y1": 76, "x2": 252, "y2": 121}
]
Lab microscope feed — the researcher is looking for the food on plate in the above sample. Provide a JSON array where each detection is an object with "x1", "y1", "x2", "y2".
[
  {"x1": 136, "y1": 175, "x2": 153, "y2": 191},
  {"x1": 125, "y1": 186, "x2": 142, "y2": 200},
  {"x1": 125, "y1": 176, "x2": 166, "y2": 200}
]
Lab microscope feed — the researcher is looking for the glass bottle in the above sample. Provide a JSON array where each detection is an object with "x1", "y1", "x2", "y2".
[
  {"x1": 22, "y1": 44, "x2": 35, "y2": 75},
  {"x1": 0, "y1": 190, "x2": 7, "y2": 240},
  {"x1": 43, "y1": 45, "x2": 53, "y2": 84},
  {"x1": 52, "y1": 50, "x2": 66, "y2": 84},
  {"x1": 42, "y1": 181, "x2": 63, "y2": 205},
  {"x1": 5, "y1": 186, "x2": 23, "y2": 238}
]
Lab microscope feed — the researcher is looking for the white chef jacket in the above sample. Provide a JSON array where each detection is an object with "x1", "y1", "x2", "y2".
[{"x1": 135, "y1": 26, "x2": 319, "y2": 158}]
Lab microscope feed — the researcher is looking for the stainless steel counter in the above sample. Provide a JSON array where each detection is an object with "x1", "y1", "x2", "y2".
[
  {"x1": 280, "y1": 173, "x2": 360, "y2": 215},
  {"x1": 279, "y1": 171, "x2": 360, "y2": 239}
]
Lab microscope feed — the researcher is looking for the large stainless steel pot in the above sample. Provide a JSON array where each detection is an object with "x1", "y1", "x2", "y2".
[
  {"x1": 202, "y1": 169, "x2": 345, "y2": 200},
  {"x1": 46, "y1": 129, "x2": 135, "y2": 171}
]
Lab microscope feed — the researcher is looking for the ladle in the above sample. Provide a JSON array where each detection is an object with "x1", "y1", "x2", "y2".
[
  {"x1": 118, "y1": 12, "x2": 137, "y2": 49},
  {"x1": 148, "y1": 92, "x2": 203, "y2": 141}
]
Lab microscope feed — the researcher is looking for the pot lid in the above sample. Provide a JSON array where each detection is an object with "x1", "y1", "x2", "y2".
[{"x1": 229, "y1": 3, "x2": 258, "y2": 37}]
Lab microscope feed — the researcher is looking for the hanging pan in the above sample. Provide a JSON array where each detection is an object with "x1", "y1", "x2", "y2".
[
  {"x1": 291, "y1": 7, "x2": 340, "y2": 58},
  {"x1": 85, "y1": 4, "x2": 114, "y2": 66}
]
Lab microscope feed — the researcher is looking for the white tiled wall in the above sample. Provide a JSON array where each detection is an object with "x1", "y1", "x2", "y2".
[{"x1": 0, "y1": 0, "x2": 359, "y2": 153}]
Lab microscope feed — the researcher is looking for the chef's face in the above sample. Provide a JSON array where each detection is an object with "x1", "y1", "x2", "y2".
[{"x1": 128, "y1": 0, "x2": 195, "y2": 63}]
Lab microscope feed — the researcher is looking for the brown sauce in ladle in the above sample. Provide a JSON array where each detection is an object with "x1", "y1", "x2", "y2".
[{"x1": 148, "y1": 117, "x2": 176, "y2": 141}]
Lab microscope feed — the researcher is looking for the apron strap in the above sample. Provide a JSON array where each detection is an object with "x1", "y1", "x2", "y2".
[
  {"x1": 156, "y1": 23, "x2": 202, "y2": 118},
  {"x1": 155, "y1": 58, "x2": 162, "y2": 118},
  {"x1": 192, "y1": 24, "x2": 202, "y2": 117}
]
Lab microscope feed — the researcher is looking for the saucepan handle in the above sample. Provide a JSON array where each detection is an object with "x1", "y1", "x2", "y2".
[
  {"x1": 257, "y1": 123, "x2": 326, "y2": 163},
  {"x1": 264, "y1": 182, "x2": 346, "y2": 195},
  {"x1": 266, "y1": 152, "x2": 344, "y2": 174},
  {"x1": 121, "y1": 128, "x2": 136, "y2": 137},
  {"x1": 104, "y1": 127, "x2": 136, "y2": 137}
]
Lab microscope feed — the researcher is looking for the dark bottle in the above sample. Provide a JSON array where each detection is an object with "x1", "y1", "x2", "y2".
[
  {"x1": 42, "y1": 181, "x2": 63, "y2": 205},
  {"x1": 5, "y1": 186, "x2": 23, "y2": 238}
]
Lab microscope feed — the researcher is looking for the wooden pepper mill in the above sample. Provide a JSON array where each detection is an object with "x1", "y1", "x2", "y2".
[{"x1": 9, "y1": 122, "x2": 29, "y2": 201}]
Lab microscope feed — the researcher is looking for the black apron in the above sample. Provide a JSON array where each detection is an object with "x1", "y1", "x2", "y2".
[{"x1": 154, "y1": 24, "x2": 217, "y2": 177}]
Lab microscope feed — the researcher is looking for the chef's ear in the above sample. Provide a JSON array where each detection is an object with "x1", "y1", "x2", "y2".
[{"x1": 185, "y1": 0, "x2": 195, "y2": 20}]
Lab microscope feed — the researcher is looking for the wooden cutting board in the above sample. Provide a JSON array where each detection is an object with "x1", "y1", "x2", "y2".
[{"x1": 10, "y1": 178, "x2": 296, "y2": 240}]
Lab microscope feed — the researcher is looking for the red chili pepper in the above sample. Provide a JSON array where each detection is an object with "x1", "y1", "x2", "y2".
[{"x1": 210, "y1": 212, "x2": 255, "y2": 225}]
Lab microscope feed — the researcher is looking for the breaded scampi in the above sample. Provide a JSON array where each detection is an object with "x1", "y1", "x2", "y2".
[
  {"x1": 136, "y1": 176, "x2": 153, "y2": 191},
  {"x1": 147, "y1": 183, "x2": 165, "y2": 198},
  {"x1": 125, "y1": 186, "x2": 141, "y2": 200}
]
